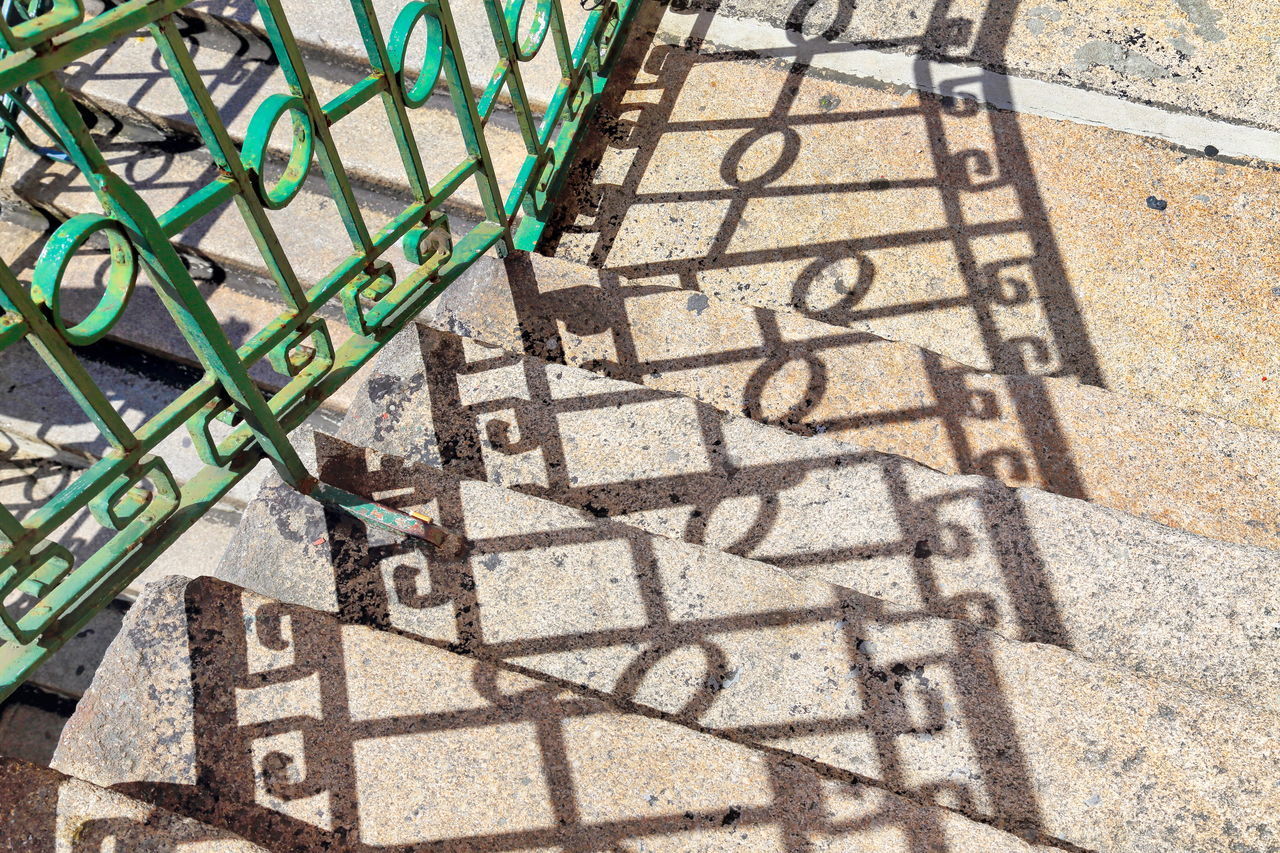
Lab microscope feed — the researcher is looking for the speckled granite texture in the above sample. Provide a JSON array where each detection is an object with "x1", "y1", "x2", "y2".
[
  {"x1": 553, "y1": 44, "x2": 1280, "y2": 436},
  {"x1": 53, "y1": 576, "x2": 1049, "y2": 852},
  {"x1": 424, "y1": 252, "x2": 1280, "y2": 554},
  {"x1": 203, "y1": 438, "x2": 1280, "y2": 851},
  {"x1": 662, "y1": 0, "x2": 1280, "y2": 131}
]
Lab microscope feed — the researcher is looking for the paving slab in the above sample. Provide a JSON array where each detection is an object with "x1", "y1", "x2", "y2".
[
  {"x1": 211, "y1": 446, "x2": 1279, "y2": 852},
  {"x1": 0, "y1": 757, "x2": 267, "y2": 851},
  {"x1": 654, "y1": 10, "x2": 1280, "y2": 164},
  {"x1": 664, "y1": 0, "x2": 1280, "y2": 132},
  {"x1": 54, "y1": 575, "x2": 1046, "y2": 852},
  {"x1": 422, "y1": 252, "x2": 1280, "y2": 555},
  {"x1": 328, "y1": 322, "x2": 1280, "y2": 711},
  {"x1": 554, "y1": 40, "x2": 1280, "y2": 435}
]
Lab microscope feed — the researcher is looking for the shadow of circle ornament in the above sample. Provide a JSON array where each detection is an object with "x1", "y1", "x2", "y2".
[
  {"x1": 390, "y1": 1, "x2": 446, "y2": 108},
  {"x1": 31, "y1": 213, "x2": 139, "y2": 346},
  {"x1": 791, "y1": 253, "x2": 875, "y2": 323},
  {"x1": 720, "y1": 125, "x2": 801, "y2": 188},
  {"x1": 242, "y1": 93, "x2": 314, "y2": 210}
]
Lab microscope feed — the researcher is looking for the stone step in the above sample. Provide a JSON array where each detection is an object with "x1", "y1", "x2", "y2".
[
  {"x1": 663, "y1": 0, "x2": 1280, "y2": 135},
  {"x1": 1, "y1": 129, "x2": 486, "y2": 298},
  {"x1": 0, "y1": 268, "x2": 337, "y2": 510},
  {"x1": 0, "y1": 208, "x2": 438, "y2": 420},
  {"x1": 551, "y1": 23, "x2": 1280, "y2": 436},
  {"x1": 53, "y1": 574, "x2": 1049, "y2": 852},
  {"x1": 209, "y1": 437, "x2": 1276, "y2": 852},
  {"x1": 326, "y1": 323, "x2": 1280, "y2": 710},
  {"x1": 58, "y1": 28, "x2": 527, "y2": 222},
  {"x1": 0, "y1": 450, "x2": 235, "y2": 606},
  {"x1": 422, "y1": 251, "x2": 1280, "y2": 555},
  {"x1": 183, "y1": 0, "x2": 594, "y2": 113},
  {"x1": 0, "y1": 756, "x2": 268, "y2": 850}
]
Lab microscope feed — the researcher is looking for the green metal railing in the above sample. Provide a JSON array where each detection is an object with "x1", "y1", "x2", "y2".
[{"x1": 0, "y1": 0, "x2": 635, "y2": 698}]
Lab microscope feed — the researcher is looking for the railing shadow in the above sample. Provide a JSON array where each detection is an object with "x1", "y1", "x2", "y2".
[
  {"x1": 106, "y1": 445, "x2": 1058, "y2": 848},
  {"x1": 542, "y1": 0, "x2": 1102, "y2": 507}
]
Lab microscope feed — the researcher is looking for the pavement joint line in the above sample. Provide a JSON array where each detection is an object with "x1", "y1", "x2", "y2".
[{"x1": 655, "y1": 7, "x2": 1280, "y2": 167}]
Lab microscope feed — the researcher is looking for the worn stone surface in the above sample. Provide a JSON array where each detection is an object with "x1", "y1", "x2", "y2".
[
  {"x1": 423, "y1": 253, "x2": 1280, "y2": 555},
  {"x1": 187, "y1": 0, "x2": 592, "y2": 110},
  {"x1": 666, "y1": 0, "x2": 1280, "y2": 131},
  {"x1": 1, "y1": 142, "x2": 480, "y2": 299},
  {"x1": 0, "y1": 453, "x2": 240, "y2": 605},
  {"x1": 213, "y1": 443, "x2": 1279, "y2": 852},
  {"x1": 0, "y1": 328, "x2": 333, "y2": 509},
  {"x1": 62, "y1": 34, "x2": 527, "y2": 221},
  {"x1": 330, "y1": 323, "x2": 1280, "y2": 710},
  {"x1": 554, "y1": 40, "x2": 1280, "y2": 434},
  {"x1": 0, "y1": 757, "x2": 266, "y2": 851},
  {"x1": 0, "y1": 213, "x2": 384, "y2": 416},
  {"x1": 55, "y1": 575, "x2": 1044, "y2": 852}
]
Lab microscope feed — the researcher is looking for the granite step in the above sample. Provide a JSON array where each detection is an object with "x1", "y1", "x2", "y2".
[
  {"x1": 0, "y1": 756, "x2": 268, "y2": 851},
  {"x1": 56, "y1": 28, "x2": 526, "y2": 223},
  {"x1": 182, "y1": 0, "x2": 594, "y2": 113},
  {"x1": 53, "y1": 574, "x2": 1051, "y2": 852},
  {"x1": 0, "y1": 450, "x2": 236, "y2": 604},
  {"x1": 551, "y1": 21, "x2": 1280, "y2": 436},
  {"x1": 324, "y1": 321, "x2": 1280, "y2": 711},
  {"x1": 209, "y1": 437, "x2": 1277, "y2": 851},
  {"x1": 420, "y1": 251, "x2": 1280, "y2": 555},
  {"x1": 664, "y1": 0, "x2": 1280, "y2": 135}
]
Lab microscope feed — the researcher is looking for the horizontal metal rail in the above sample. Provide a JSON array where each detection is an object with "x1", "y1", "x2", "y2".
[{"x1": 0, "y1": 0, "x2": 636, "y2": 698}]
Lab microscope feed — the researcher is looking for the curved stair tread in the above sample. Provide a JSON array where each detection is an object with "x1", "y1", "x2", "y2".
[
  {"x1": 423, "y1": 252, "x2": 1280, "y2": 555},
  {"x1": 325, "y1": 320, "x2": 1280, "y2": 709},
  {"x1": 210, "y1": 457, "x2": 1280, "y2": 851},
  {"x1": 53, "y1": 574, "x2": 1052, "y2": 852}
]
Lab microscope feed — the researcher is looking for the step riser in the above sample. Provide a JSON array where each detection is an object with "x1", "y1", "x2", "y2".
[
  {"x1": 213, "y1": 442, "x2": 1278, "y2": 852},
  {"x1": 53, "y1": 576, "x2": 1043, "y2": 852}
]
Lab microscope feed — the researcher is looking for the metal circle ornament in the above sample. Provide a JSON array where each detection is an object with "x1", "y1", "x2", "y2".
[
  {"x1": 390, "y1": 1, "x2": 446, "y2": 108},
  {"x1": 243, "y1": 94, "x2": 315, "y2": 209},
  {"x1": 31, "y1": 213, "x2": 139, "y2": 346},
  {"x1": 507, "y1": 0, "x2": 553, "y2": 62}
]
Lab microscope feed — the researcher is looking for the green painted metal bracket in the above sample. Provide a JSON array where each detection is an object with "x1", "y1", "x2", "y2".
[{"x1": 0, "y1": 0, "x2": 639, "y2": 701}]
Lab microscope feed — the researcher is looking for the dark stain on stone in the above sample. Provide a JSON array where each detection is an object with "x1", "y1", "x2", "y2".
[
  {"x1": 1146, "y1": 196, "x2": 1169, "y2": 211},
  {"x1": 721, "y1": 806, "x2": 742, "y2": 826},
  {"x1": 686, "y1": 292, "x2": 710, "y2": 316},
  {"x1": 913, "y1": 539, "x2": 932, "y2": 559}
]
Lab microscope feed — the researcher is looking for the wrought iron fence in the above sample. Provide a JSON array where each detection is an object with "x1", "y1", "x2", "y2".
[{"x1": 0, "y1": 0, "x2": 635, "y2": 698}]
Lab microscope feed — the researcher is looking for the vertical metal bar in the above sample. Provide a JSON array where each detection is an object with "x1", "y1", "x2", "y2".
[
  {"x1": 24, "y1": 68, "x2": 310, "y2": 485},
  {"x1": 148, "y1": 16, "x2": 310, "y2": 310}
]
